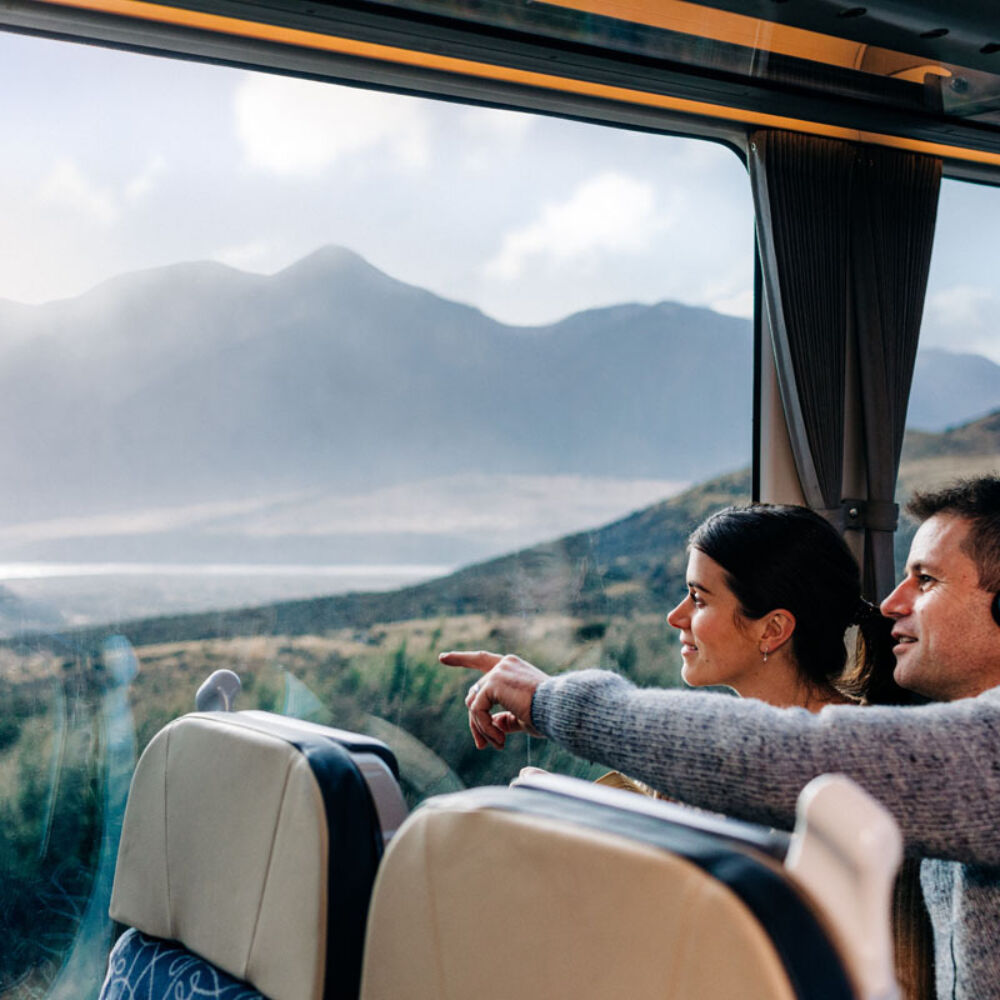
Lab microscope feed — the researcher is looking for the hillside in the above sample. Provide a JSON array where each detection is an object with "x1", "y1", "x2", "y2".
[
  {"x1": 15, "y1": 470, "x2": 744, "y2": 651},
  {"x1": 13, "y1": 402, "x2": 996, "y2": 655},
  {"x1": 1, "y1": 407, "x2": 998, "y2": 840},
  {"x1": 901, "y1": 409, "x2": 1000, "y2": 461}
]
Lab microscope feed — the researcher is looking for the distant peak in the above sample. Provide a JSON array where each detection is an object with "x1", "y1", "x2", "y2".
[
  {"x1": 270, "y1": 245, "x2": 466, "y2": 310},
  {"x1": 277, "y1": 245, "x2": 379, "y2": 279},
  {"x1": 62, "y1": 258, "x2": 251, "y2": 306}
]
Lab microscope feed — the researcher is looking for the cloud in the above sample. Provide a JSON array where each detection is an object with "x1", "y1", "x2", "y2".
[
  {"x1": 213, "y1": 239, "x2": 277, "y2": 271},
  {"x1": 922, "y1": 285, "x2": 1000, "y2": 362},
  {"x1": 234, "y1": 74, "x2": 429, "y2": 175},
  {"x1": 225, "y1": 474, "x2": 688, "y2": 542},
  {"x1": 458, "y1": 105, "x2": 533, "y2": 170},
  {"x1": 0, "y1": 496, "x2": 292, "y2": 545},
  {"x1": 709, "y1": 288, "x2": 754, "y2": 318},
  {"x1": 700, "y1": 266, "x2": 754, "y2": 319},
  {"x1": 125, "y1": 154, "x2": 166, "y2": 201},
  {"x1": 34, "y1": 154, "x2": 165, "y2": 232},
  {"x1": 467, "y1": 106, "x2": 533, "y2": 141},
  {"x1": 38, "y1": 158, "x2": 117, "y2": 225},
  {"x1": 925, "y1": 284, "x2": 993, "y2": 328},
  {"x1": 484, "y1": 172, "x2": 658, "y2": 281}
]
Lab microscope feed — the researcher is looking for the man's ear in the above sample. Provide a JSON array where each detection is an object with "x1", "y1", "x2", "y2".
[{"x1": 761, "y1": 610, "x2": 796, "y2": 653}]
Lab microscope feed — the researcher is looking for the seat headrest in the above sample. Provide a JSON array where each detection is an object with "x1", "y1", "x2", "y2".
[
  {"x1": 110, "y1": 712, "x2": 390, "y2": 1000},
  {"x1": 361, "y1": 779, "x2": 856, "y2": 1000}
]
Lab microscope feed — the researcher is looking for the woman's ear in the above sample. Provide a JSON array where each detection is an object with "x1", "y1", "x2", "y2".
[{"x1": 760, "y1": 610, "x2": 796, "y2": 654}]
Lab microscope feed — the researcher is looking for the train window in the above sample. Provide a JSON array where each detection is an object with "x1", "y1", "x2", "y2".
[
  {"x1": 896, "y1": 177, "x2": 1000, "y2": 566},
  {"x1": 0, "y1": 28, "x2": 753, "y2": 999}
]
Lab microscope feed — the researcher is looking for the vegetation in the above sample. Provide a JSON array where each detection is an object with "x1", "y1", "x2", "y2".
[
  {"x1": 0, "y1": 663, "x2": 102, "y2": 999},
  {"x1": 0, "y1": 410, "x2": 997, "y2": 997}
]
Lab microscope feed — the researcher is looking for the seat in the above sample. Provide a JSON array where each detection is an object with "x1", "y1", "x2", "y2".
[
  {"x1": 359, "y1": 771, "x2": 901, "y2": 1000},
  {"x1": 100, "y1": 708, "x2": 407, "y2": 1000}
]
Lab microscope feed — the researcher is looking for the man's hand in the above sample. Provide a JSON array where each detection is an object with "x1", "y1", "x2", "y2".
[{"x1": 438, "y1": 650, "x2": 548, "y2": 750}]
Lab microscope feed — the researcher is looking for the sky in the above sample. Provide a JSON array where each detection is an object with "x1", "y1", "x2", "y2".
[{"x1": 0, "y1": 29, "x2": 998, "y2": 360}]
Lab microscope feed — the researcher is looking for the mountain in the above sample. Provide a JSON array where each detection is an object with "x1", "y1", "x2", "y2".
[
  {"x1": 0, "y1": 246, "x2": 994, "y2": 531},
  {"x1": 0, "y1": 247, "x2": 754, "y2": 522},
  {"x1": 909, "y1": 349, "x2": 1000, "y2": 431}
]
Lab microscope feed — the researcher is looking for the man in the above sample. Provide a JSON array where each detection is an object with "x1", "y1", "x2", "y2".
[
  {"x1": 441, "y1": 475, "x2": 1000, "y2": 1000},
  {"x1": 881, "y1": 480, "x2": 1000, "y2": 701}
]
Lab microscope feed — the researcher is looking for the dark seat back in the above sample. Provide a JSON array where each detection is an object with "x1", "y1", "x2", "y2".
[{"x1": 102, "y1": 711, "x2": 406, "y2": 1000}]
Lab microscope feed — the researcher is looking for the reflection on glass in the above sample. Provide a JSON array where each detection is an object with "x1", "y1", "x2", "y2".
[
  {"x1": 0, "y1": 640, "x2": 129, "y2": 1000},
  {"x1": 0, "y1": 24, "x2": 753, "y2": 1000}
]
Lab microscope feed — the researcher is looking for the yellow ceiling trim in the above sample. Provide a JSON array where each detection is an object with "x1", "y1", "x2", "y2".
[
  {"x1": 32, "y1": 0, "x2": 1000, "y2": 169},
  {"x1": 544, "y1": 0, "x2": 871, "y2": 72}
]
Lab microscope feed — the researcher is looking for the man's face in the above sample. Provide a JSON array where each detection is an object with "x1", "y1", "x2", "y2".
[{"x1": 880, "y1": 513, "x2": 1000, "y2": 701}]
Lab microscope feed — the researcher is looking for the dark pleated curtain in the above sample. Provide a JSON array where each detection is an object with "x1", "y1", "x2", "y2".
[
  {"x1": 851, "y1": 148, "x2": 942, "y2": 599},
  {"x1": 749, "y1": 130, "x2": 941, "y2": 600},
  {"x1": 749, "y1": 131, "x2": 855, "y2": 514}
]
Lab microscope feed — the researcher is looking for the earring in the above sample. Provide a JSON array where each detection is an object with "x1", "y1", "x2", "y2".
[{"x1": 761, "y1": 647, "x2": 769, "y2": 663}]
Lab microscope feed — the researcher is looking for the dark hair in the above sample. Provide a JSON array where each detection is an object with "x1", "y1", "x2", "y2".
[
  {"x1": 907, "y1": 475, "x2": 1000, "y2": 592},
  {"x1": 689, "y1": 504, "x2": 903, "y2": 702}
]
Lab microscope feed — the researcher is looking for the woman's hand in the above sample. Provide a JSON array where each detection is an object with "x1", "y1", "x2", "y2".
[{"x1": 438, "y1": 650, "x2": 548, "y2": 750}]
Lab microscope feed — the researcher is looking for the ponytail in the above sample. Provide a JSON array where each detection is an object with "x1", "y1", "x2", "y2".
[{"x1": 843, "y1": 598, "x2": 923, "y2": 705}]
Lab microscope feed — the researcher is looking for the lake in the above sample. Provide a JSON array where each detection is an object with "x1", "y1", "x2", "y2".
[{"x1": 0, "y1": 563, "x2": 451, "y2": 631}]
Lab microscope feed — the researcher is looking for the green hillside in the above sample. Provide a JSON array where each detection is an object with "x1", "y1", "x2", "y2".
[
  {"x1": 0, "y1": 409, "x2": 997, "y2": 996},
  {"x1": 13, "y1": 405, "x2": 998, "y2": 657},
  {"x1": 4, "y1": 405, "x2": 996, "y2": 796}
]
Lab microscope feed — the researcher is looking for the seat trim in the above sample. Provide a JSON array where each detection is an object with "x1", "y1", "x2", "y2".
[{"x1": 434, "y1": 783, "x2": 854, "y2": 1000}]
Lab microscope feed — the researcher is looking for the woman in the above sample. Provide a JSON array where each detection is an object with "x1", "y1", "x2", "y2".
[
  {"x1": 440, "y1": 502, "x2": 931, "y2": 998},
  {"x1": 442, "y1": 504, "x2": 898, "y2": 727},
  {"x1": 664, "y1": 503, "x2": 899, "y2": 709}
]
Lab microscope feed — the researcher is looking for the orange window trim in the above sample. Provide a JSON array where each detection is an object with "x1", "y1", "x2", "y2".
[
  {"x1": 32, "y1": 0, "x2": 1000, "y2": 169},
  {"x1": 545, "y1": 0, "x2": 872, "y2": 72}
]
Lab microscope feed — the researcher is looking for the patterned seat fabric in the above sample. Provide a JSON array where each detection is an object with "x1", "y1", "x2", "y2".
[
  {"x1": 99, "y1": 711, "x2": 406, "y2": 1000},
  {"x1": 101, "y1": 929, "x2": 265, "y2": 1000}
]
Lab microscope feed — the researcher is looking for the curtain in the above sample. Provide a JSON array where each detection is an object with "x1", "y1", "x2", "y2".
[
  {"x1": 850, "y1": 147, "x2": 941, "y2": 599},
  {"x1": 749, "y1": 131, "x2": 854, "y2": 515},
  {"x1": 749, "y1": 130, "x2": 941, "y2": 599}
]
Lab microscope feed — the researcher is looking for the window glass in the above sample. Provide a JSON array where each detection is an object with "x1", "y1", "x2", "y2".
[
  {"x1": 897, "y1": 177, "x2": 1000, "y2": 567},
  {"x1": 0, "y1": 29, "x2": 752, "y2": 999}
]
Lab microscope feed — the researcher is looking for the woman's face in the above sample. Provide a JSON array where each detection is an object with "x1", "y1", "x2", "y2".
[{"x1": 666, "y1": 548, "x2": 763, "y2": 690}]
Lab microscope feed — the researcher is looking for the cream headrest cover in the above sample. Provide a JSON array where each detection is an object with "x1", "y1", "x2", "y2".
[
  {"x1": 361, "y1": 788, "x2": 800, "y2": 1000},
  {"x1": 109, "y1": 713, "x2": 329, "y2": 1000}
]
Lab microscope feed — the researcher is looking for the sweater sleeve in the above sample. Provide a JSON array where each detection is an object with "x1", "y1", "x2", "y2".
[{"x1": 531, "y1": 669, "x2": 1000, "y2": 865}]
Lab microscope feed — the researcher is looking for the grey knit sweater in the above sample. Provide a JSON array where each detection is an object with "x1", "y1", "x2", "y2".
[{"x1": 532, "y1": 670, "x2": 1000, "y2": 1000}]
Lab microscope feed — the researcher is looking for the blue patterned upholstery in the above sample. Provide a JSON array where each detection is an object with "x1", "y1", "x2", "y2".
[
  {"x1": 102, "y1": 712, "x2": 404, "y2": 1000},
  {"x1": 100, "y1": 928, "x2": 266, "y2": 1000}
]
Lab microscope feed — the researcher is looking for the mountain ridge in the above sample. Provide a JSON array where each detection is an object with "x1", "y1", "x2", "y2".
[
  {"x1": 0, "y1": 245, "x2": 994, "y2": 531},
  {"x1": 0, "y1": 247, "x2": 755, "y2": 521}
]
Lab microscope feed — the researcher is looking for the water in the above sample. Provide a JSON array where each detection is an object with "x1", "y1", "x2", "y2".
[{"x1": 0, "y1": 563, "x2": 451, "y2": 630}]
